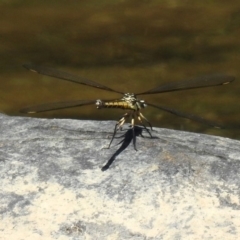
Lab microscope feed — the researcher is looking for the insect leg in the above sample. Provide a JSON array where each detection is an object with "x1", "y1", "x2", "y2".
[
  {"x1": 108, "y1": 113, "x2": 130, "y2": 148},
  {"x1": 139, "y1": 112, "x2": 153, "y2": 130},
  {"x1": 137, "y1": 111, "x2": 152, "y2": 138},
  {"x1": 131, "y1": 113, "x2": 137, "y2": 151}
]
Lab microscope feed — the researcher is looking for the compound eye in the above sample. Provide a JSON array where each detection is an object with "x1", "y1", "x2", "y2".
[{"x1": 139, "y1": 100, "x2": 147, "y2": 108}]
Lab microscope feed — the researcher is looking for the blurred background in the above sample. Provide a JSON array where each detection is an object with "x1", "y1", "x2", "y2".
[{"x1": 0, "y1": 0, "x2": 239, "y2": 139}]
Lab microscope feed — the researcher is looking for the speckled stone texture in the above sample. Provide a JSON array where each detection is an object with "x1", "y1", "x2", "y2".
[{"x1": 1, "y1": 113, "x2": 240, "y2": 240}]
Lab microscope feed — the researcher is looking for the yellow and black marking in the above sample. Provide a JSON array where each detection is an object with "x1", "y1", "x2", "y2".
[
  {"x1": 96, "y1": 93, "x2": 147, "y2": 111},
  {"x1": 96, "y1": 99, "x2": 135, "y2": 110}
]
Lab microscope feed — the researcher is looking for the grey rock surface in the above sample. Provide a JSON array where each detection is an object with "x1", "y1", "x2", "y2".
[{"x1": 1, "y1": 113, "x2": 240, "y2": 240}]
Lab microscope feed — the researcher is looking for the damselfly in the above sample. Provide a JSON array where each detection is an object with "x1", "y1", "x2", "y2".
[{"x1": 21, "y1": 64, "x2": 234, "y2": 149}]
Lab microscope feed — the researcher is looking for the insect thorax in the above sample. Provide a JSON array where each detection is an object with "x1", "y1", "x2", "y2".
[{"x1": 96, "y1": 93, "x2": 147, "y2": 111}]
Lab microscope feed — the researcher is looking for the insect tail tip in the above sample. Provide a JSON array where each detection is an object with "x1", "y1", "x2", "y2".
[{"x1": 20, "y1": 109, "x2": 36, "y2": 114}]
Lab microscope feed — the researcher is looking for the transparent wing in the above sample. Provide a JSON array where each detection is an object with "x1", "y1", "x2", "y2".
[
  {"x1": 23, "y1": 64, "x2": 123, "y2": 94},
  {"x1": 147, "y1": 103, "x2": 223, "y2": 128},
  {"x1": 20, "y1": 100, "x2": 96, "y2": 113},
  {"x1": 137, "y1": 74, "x2": 234, "y2": 95}
]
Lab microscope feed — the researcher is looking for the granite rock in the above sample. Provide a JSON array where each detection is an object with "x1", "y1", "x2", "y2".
[{"x1": 1, "y1": 113, "x2": 240, "y2": 240}]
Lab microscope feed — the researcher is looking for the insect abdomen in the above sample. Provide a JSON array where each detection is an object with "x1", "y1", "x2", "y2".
[{"x1": 96, "y1": 100, "x2": 135, "y2": 110}]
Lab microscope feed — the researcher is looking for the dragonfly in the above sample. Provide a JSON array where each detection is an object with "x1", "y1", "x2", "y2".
[{"x1": 21, "y1": 64, "x2": 234, "y2": 150}]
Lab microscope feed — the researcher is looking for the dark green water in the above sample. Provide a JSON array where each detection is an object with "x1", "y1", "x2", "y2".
[{"x1": 1, "y1": 0, "x2": 240, "y2": 139}]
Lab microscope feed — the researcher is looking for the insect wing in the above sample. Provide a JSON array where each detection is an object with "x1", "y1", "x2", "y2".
[
  {"x1": 147, "y1": 102, "x2": 223, "y2": 128},
  {"x1": 23, "y1": 64, "x2": 123, "y2": 94},
  {"x1": 137, "y1": 74, "x2": 234, "y2": 95},
  {"x1": 20, "y1": 100, "x2": 96, "y2": 113}
]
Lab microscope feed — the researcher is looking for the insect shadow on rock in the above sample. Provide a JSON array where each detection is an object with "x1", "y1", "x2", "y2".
[
  {"x1": 20, "y1": 64, "x2": 235, "y2": 151},
  {"x1": 101, "y1": 125, "x2": 156, "y2": 171}
]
